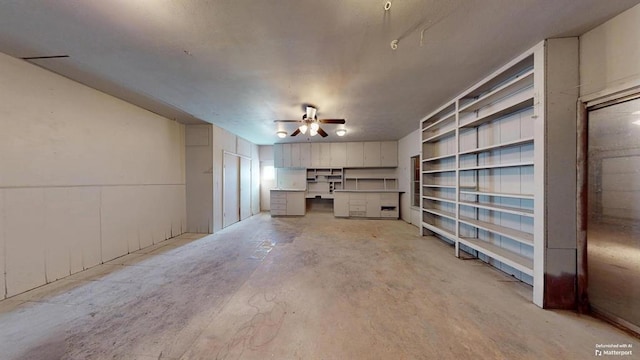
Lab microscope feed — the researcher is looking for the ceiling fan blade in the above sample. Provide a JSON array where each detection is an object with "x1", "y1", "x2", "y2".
[
  {"x1": 319, "y1": 119, "x2": 346, "y2": 124},
  {"x1": 290, "y1": 128, "x2": 300, "y2": 136},
  {"x1": 317, "y1": 127, "x2": 328, "y2": 137},
  {"x1": 274, "y1": 119, "x2": 301, "y2": 123}
]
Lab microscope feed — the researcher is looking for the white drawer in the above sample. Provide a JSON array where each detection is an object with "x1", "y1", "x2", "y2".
[
  {"x1": 271, "y1": 198, "x2": 287, "y2": 204},
  {"x1": 271, "y1": 192, "x2": 287, "y2": 199},
  {"x1": 270, "y1": 209, "x2": 286, "y2": 216},
  {"x1": 349, "y1": 211, "x2": 366, "y2": 217},
  {"x1": 380, "y1": 193, "x2": 397, "y2": 202},
  {"x1": 349, "y1": 199, "x2": 366, "y2": 206},
  {"x1": 270, "y1": 203, "x2": 286, "y2": 210},
  {"x1": 380, "y1": 211, "x2": 398, "y2": 218},
  {"x1": 349, "y1": 205, "x2": 366, "y2": 212}
]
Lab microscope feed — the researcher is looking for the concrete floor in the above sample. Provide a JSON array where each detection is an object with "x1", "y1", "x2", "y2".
[{"x1": 1, "y1": 212, "x2": 638, "y2": 359}]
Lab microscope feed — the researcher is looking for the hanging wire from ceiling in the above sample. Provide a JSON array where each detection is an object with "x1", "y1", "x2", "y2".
[{"x1": 385, "y1": 0, "x2": 464, "y2": 50}]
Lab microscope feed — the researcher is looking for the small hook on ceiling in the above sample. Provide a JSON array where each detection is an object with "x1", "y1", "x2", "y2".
[
  {"x1": 390, "y1": 39, "x2": 399, "y2": 50},
  {"x1": 384, "y1": 1, "x2": 392, "y2": 11}
]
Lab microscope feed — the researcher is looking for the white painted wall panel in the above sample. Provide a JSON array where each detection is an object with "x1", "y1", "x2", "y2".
[
  {"x1": 173, "y1": 185, "x2": 187, "y2": 236},
  {"x1": 0, "y1": 51, "x2": 186, "y2": 297},
  {"x1": 0, "y1": 66, "x2": 185, "y2": 186},
  {"x1": 44, "y1": 188, "x2": 73, "y2": 282},
  {"x1": 186, "y1": 125, "x2": 213, "y2": 233},
  {"x1": 137, "y1": 187, "x2": 156, "y2": 249},
  {"x1": 236, "y1": 137, "x2": 252, "y2": 157},
  {"x1": 259, "y1": 145, "x2": 274, "y2": 161},
  {"x1": 0, "y1": 189, "x2": 5, "y2": 299},
  {"x1": 398, "y1": 129, "x2": 420, "y2": 227},
  {"x1": 251, "y1": 144, "x2": 261, "y2": 215},
  {"x1": 4, "y1": 188, "x2": 46, "y2": 297},
  {"x1": 100, "y1": 187, "x2": 136, "y2": 261},
  {"x1": 580, "y1": 4, "x2": 640, "y2": 98},
  {"x1": 73, "y1": 188, "x2": 102, "y2": 272}
]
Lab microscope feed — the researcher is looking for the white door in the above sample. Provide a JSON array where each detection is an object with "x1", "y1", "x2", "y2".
[
  {"x1": 240, "y1": 157, "x2": 252, "y2": 220},
  {"x1": 223, "y1": 153, "x2": 240, "y2": 227}
]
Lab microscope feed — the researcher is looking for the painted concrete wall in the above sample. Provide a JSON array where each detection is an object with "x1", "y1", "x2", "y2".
[
  {"x1": 398, "y1": 129, "x2": 421, "y2": 228},
  {"x1": 580, "y1": 4, "x2": 640, "y2": 98},
  {"x1": 0, "y1": 52, "x2": 186, "y2": 299}
]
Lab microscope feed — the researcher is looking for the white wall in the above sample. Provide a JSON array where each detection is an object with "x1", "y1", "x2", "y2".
[
  {"x1": 0, "y1": 52, "x2": 186, "y2": 298},
  {"x1": 186, "y1": 125, "x2": 261, "y2": 233},
  {"x1": 211, "y1": 127, "x2": 261, "y2": 232},
  {"x1": 251, "y1": 143, "x2": 261, "y2": 215},
  {"x1": 185, "y1": 125, "x2": 213, "y2": 232},
  {"x1": 259, "y1": 145, "x2": 275, "y2": 211},
  {"x1": 580, "y1": 4, "x2": 640, "y2": 98},
  {"x1": 397, "y1": 129, "x2": 421, "y2": 228}
]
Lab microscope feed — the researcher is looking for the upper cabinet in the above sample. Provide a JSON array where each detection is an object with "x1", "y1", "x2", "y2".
[
  {"x1": 300, "y1": 143, "x2": 311, "y2": 168},
  {"x1": 274, "y1": 143, "x2": 283, "y2": 168},
  {"x1": 364, "y1": 141, "x2": 398, "y2": 167},
  {"x1": 346, "y1": 142, "x2": 364, "y2": 167},
  {"x1": 380, "y1": 141, "x2": 398, "y2": 167},
  {"x1": 290, "y1": 143, "x2": 301, "y2": 168},
  {"x1": 330, "y1": 143, "x2": 347, "y2": 167},
  {"x1": 274, "y1": 141, "x2": 398, "y2": 168},
  {"x1": 363, "y1": 142, "x2": 380, "y2": 167}
]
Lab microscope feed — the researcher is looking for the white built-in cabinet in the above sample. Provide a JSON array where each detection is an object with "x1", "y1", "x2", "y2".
[
  {"x1": 420, "y1": 39, "x2": 578, "y2": 308},
  {"x1": 334, "y1": 192, "x2": 400, "y2": 219},
  {"x1": 300, "y1": 143, "x2": 311, "y2": 167},
  {"x1": 310, "y1": 143, "x2": 331, "y2": 167},
  {"x1": 270, "y1": 190, "x2": 306, "y2": 216},
  {"x1": 347, "y1": 142, "x2": 365, "y2": 167},
  {"x1": 274, "y1": 141, "x2": 398, "y2": 168},
  {"x1": 330, "y1": 143, "x2": 347, "y2": 167},
  {"x1": 306, "y1": 168, "x2": 343, "y2": 199}
]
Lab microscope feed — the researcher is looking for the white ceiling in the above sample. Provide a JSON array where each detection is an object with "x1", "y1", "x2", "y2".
[{"x1": 1, "y1": 1, "x2": 638, "y2": 145}]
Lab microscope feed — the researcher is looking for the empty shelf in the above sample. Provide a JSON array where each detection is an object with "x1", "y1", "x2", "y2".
[
  {"x1": 459, "y1": 216, "x2": 533, "y2": 246},
  {"x1": 424, "y1": 208, "x2": 457, "y2": 221},
  {"x1": 458, "y1": 137, "x2": 534, "y2": 155},
  {"x1": 458, "y1": 190, "x2": 534, "y2": 200},
  {"x1": 458, "y1": 201, "x2": 534, "y2": 217},
  {"x1": 458, "y1": 237, "x2": 533, "y2": 276}
]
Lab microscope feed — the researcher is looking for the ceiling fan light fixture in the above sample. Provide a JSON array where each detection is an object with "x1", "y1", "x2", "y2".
[
  {"x1": 276, "y1": 130, "x2": 287, "y2": 138},
  {"x1": 306, "y1": 106, "x2": 317, "y2": 120},
  {"x1": 310, "y1": 122, "x2": 319, "y2": 132},
  {"x1": 309, "y1": 127, "x2": 318, "y2": 137},
  {"x1": 336, "y1": 128, "x2": 347, "y2": 136},
  {"x1": 299, "y1": 124, "x2": 308, "y2": 134}
]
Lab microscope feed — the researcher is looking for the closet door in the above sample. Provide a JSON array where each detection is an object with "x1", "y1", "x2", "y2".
[
  {"x1": 223, "y1": 153, "x2": 240, "y2": 228},
  {"x1": 240, "y1": 157, "x2": 252, "y2": 220}
]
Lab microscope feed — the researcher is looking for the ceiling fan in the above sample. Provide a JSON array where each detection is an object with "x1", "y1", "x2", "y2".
[{"x1": 274, "y1": 105, "x2": 345, "y2": 137}]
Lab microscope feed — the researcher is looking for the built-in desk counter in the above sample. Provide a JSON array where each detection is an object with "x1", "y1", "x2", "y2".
[
  {"x1": 333, "y1": 190, "x2": 402, "y2": 219},
  {"x1": 270, "y1": 189, "x2": 306, "y2": 216}
]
